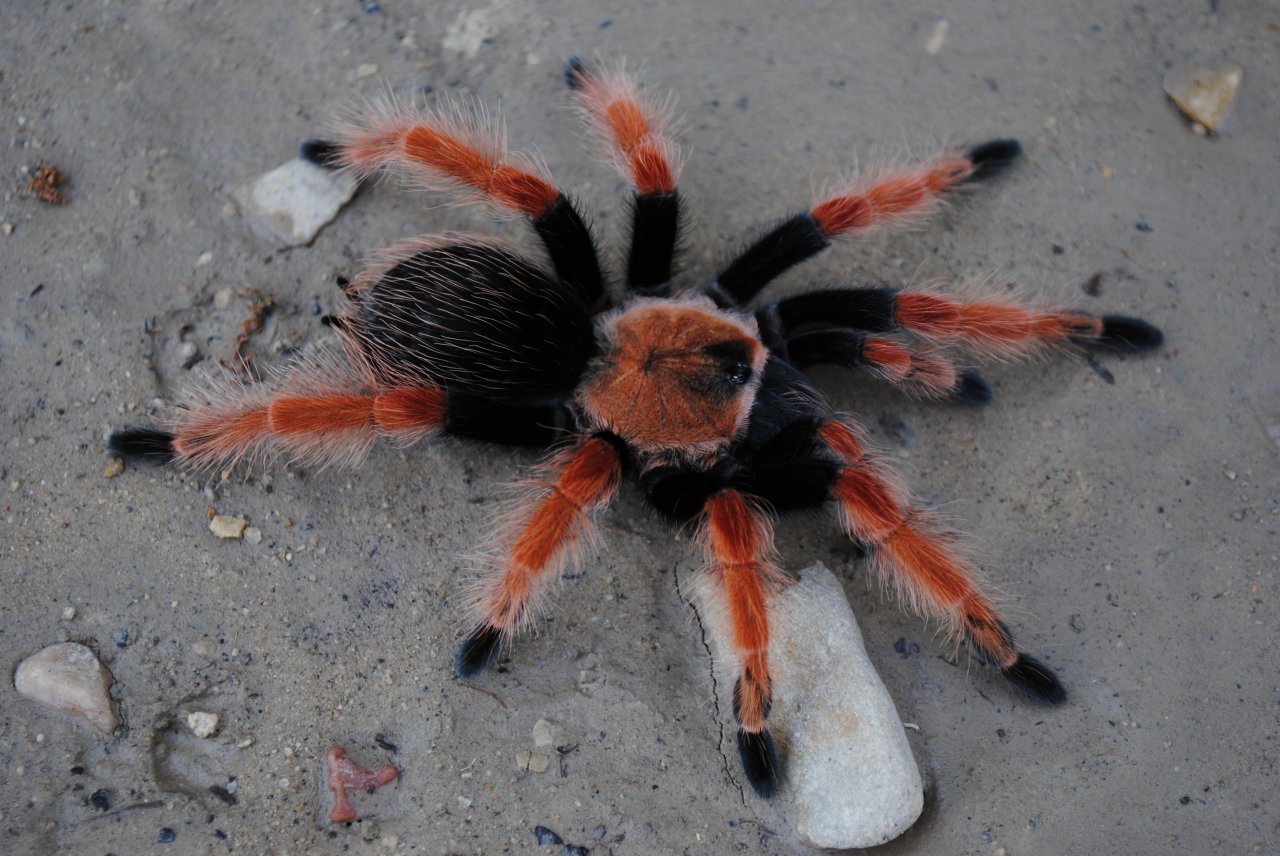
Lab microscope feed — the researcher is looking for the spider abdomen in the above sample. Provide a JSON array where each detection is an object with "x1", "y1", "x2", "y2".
[{"x1": 342, "y1": 240, "x2": 595, "y2": 405}]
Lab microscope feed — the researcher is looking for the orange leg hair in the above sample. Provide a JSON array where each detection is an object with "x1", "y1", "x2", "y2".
[
  {"x1": 809, "y1": 153, "x2": 978, "y2": 240},
  {"x1": 332, "y1": 102, "x2": 561, "y2": 218},
  {"x1": 166, "y1": 357, "x2": 444, "y2": 470},
  {"x1": 818, "y1": 417, "x2": 1065, "y2": 703},
  {"x1": 699, "y1": 489, "x2": 788, "y2": 797},
  {"x1": 568, "y1": 62, "x2": 681, "y2": 195},
  {"x1": 456, "y1": 435, "x2": 623, "y2": 675},
  {"x1": 894, "y1": 289, "x2": 1105, "y2": 358}
]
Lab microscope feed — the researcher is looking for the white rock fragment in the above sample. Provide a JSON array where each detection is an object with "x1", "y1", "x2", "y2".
[
  {"x1": 232, "y1": 159, "x2": 358, "y2": 247},
  {"x1": 532, "y1": 718, "x2": 558, "y2": 748},
  {"x1": 14, "y1": 643, "x2": 119, "y2": 735},
  {"x1": 186, "y1": 711, "x2": 220, "y2": 738},
  {"x1": 210, "y1": 515, "x2": 247, "y2": 539},
  {"x1": 1163, "y1": 59, "x2": 1243, "y2": 133},
  {"x1": 61, "y1": 606, "x2": 76, "y2": 621},
  {"x1": 924, "y1": 18, "x2": 949, "y2": 55},
  {"x1": 244, "y1": 526, "x2": 263, "y2": 545},
  {"x1": 692, "y1": 562, "x2": 923, "y2": 849}
]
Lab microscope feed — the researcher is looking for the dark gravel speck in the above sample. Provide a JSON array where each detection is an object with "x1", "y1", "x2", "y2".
[
  {"x1": 157, "y1": 827, "x2": 176, "y2": 844},
  {"x1": 89, "y1": 789, "x2": 111, "y2": 811},
  {"x1": 534, "y1": 825, "x2": 564, "y2": 846}
]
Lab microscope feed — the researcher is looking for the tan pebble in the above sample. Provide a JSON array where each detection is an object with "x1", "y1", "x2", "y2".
[
  {"x1": 210, "y1": 515, "x2": 247, "y2": 539},
  {"x1": 213, "y1": 288, "x2": 234, "y2": 309},
  {"x1": 102, "y1": 457, "x2": 124, "y2": 479},
  {"x1": 526, "y1": 753, "x2": 551, "y2": 774},
  {"x1": 1163, "y1": 60, "x2": 1243, "y2": 132},
  {"x1": 515, "y1": 750, "x2": 531, "y2": 770}
]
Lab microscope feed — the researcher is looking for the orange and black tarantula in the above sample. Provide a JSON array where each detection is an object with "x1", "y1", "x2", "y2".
[{"x1": 109, "y1": 59, "x2": 1162, "y2": 797}]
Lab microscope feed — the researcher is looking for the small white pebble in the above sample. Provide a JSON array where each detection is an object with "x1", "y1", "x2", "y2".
[
  {"x1": 209, "y1": 515, "x2": 247, "y2": 539},
  {"x1": 244, "y1": 527, "x2": 263, "y2": 544},
  {"x1": 237, "y1": 737, "x2": 254, "y2": 748},
  {"x1": 61, "y1": 606, "x2": 76, "y2": 621},
  {"x1": 35, "y1": 733, "x2": 44, "y2": 744},
  {"x1": 277, "y1": 777, "x2": 290, "y2": 788},
  {"x1": 196, "y1": 251, "x2": 213, "y2": 267},
  {"x1": 924, "y1": 19, "x2": 949, "y2": 54},
  {"x1": 456, "y1": 795, "x2": 472, "y2": 808},
  {"x1": 532, "y1": 718, "x2": 557, "y2": 747},
  {"x1": 1224, "y1": 469, "x2": 1237, "y2": 480},
  {"x1": 186, "y1": 711, "x2": 220, "y2": 738},
  {"x1": 1, "y1": 222, "x2": 13, "y2": 235},
  {"x1": 213, "y1": 288, "x2": 234, "y2": 309},
  {"x1": 356, "y1": 63, "x2": 379, "y2": 78},
  {"x1": 382, "y1": 834, "x2": 399, "y2": 849}
]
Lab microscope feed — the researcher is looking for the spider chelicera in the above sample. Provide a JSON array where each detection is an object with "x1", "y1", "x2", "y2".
[{"x1": 110, "y1": 59, "x2": 1162, "y2": 797}]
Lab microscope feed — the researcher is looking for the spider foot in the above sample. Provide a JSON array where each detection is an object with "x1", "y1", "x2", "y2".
[
  {"x1": 325, "y1": 746, "x2": 398, "y2": 824},
  {"x1": 455, "y1": 625, "x2": 504, "y2": 678},
  {"x1": 563, "y1": 55, "x2": 590, "y2": 90},
  {"x1": 736, "y1": 728, "x2": 782, "y2": 798},
  {"x1": 299, "y1": 138, "x2": 344, "y2": 170},
  {"x1": 954, "y1": 369, "x2": 995, "y2": 406},
  {"x1": 999, "y1": 652, "x2": 1067, "y2": 705},
  {"x1": 108, "y1": 428, "x2": 176, "y2": 463},
  {"x1": 965, "y1": 138, "x2": 1022, "y2": 181},
  {"x1": 1096, "y1": 315, "x2": 1164, "y2": 352}
]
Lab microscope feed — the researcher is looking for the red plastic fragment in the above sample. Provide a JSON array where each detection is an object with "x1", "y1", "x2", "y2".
[{"x1": 325, "y1": 745, "x2": 399, "y2": 823}]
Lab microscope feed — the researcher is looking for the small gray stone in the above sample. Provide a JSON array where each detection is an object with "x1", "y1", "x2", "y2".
[
  {"x1": 232, "y1": 159, "x2": 357, "y2": 247},
  {"x1": 14, "y1": 642, "x2": 119, "y2": 735},
  {"x1": 691, "y1": 562, "x2": 923, "y2": 849}
]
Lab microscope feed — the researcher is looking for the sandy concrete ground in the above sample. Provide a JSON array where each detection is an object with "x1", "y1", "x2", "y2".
[{"x1": 2, "y1": 1, "x2": 1277, "y2": 853}]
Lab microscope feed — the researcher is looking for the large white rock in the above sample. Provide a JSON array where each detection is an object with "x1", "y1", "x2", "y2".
[
  {"x1": 692, "y1": 561, "x2": 923, "y2": 849},
  {"x1": 233, "y1": 159, "x2": 358, "y2": 247},
  {"x1": 14, "y1": 642, "x2": 119, "y2": 735}
]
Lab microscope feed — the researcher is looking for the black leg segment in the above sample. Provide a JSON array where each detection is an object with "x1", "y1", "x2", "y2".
[
  {"x1": 714, "y1": 213, "x2": 830, "y2": 306},
  {"x1": 628, "y1": 191, "x2": 682, "y2": 294}
]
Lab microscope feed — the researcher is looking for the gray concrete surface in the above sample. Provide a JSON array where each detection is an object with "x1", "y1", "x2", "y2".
[{"x1": 2, "y1": 1, "x2": 1277, "y2": 853}]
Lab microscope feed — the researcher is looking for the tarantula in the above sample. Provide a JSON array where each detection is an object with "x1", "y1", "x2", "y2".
[{"x1": 109, "y1": 59, "x2": 1162, "y2": 798}]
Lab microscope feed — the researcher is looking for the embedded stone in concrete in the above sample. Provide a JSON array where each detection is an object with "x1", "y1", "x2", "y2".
[
  {"x1": 14, "y1": 642, "x2": 119, "y2": 735},
  {"x1": 233, "y1": 158, "x2": 358, "y2": 246},
  {"x1": 691, "y1": 561, "x2": 923, "y2": 849}
]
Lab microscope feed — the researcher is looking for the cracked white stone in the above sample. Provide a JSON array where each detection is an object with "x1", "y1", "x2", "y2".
[
  {"x1": 691, "y1": 561, "x2": 923, "y2": 849},
  {"x1": 233, "y1": 159, "x2": 357, "y2": 247},
  {"x1": 14, "y1": 643, "x2": 119, "y2": 735}
]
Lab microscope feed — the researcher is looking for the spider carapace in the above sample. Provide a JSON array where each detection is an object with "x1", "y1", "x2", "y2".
[{"x1": 110, "y1": 59, "x2": 1162, "y2": 797}]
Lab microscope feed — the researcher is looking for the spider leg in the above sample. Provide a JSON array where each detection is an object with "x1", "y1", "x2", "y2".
[
  {"x1": 816, "y1": 416, "x2": 1066, "y2": 703},
  {"x1": 456, "y1": 433, "x2": 624, "y2": 677},
  {"x1": 566, "y1": 58, "x2": 682, "y2": 295},
  {"x1": 109, "y1": 350, "x2": 445, "y2": 471},
  {"x1": 302, "y1": 103, "x2": 605, "y2": 309},
  {"x1": 784, "y1": 328, "x2": 993, "y2": 405},
  {"x1": 762, "y1": 286, "x2": 1162, "y2": 359},
  {"x1": 699, "y1": 489, "x2": 787, "y2": 797},
  {"x1": 712, "y1": 141, "x2": 1020, "y2": 306}
]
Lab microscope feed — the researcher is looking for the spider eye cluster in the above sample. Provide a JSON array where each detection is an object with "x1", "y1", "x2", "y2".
[{"x1": 704, "y1": 340, "x2": 755, "y2": 387}]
